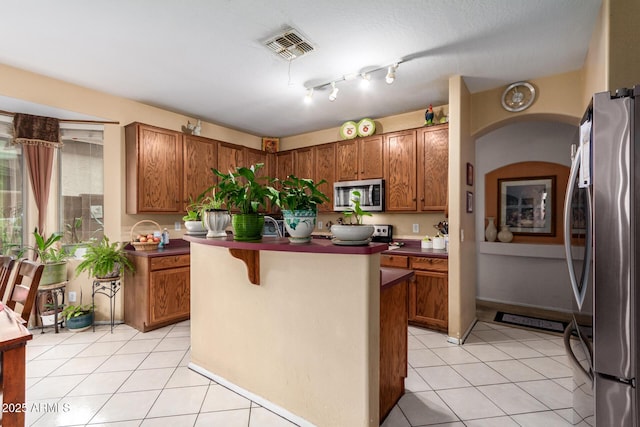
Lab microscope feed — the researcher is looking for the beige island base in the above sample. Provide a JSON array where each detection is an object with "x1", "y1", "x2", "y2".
[{"x1": 186, "y1": 236, "x2": 409, "y2": 426}]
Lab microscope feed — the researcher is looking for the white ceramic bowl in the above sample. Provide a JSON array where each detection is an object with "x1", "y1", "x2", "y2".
[
  {"x1": 184, "y1": 220, "x2": 206, "y2": 234},
  {"x1": 330, "y1": 224, "x2": 374, "y2": 241}
]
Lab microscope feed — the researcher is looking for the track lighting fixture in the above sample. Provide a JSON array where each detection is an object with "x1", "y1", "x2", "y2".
[
  {"x1": 304, "y1": 88, "x2": 314, "y2": 104},
  {"x1": 360, "y1": 73, "x2": 371, "y2": 89},
  {"x1": 385, "y1": 63, "x2": 398, "y2": 84},
  {"x1": 328, "y1": 82, "x2": 339, "y2": 101}
]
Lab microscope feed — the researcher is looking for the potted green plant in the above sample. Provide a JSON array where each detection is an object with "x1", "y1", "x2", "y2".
[
  {"x1": 183, "y1": 196, "x2": 207, "y2": 235},
  {"x1": 211, "y1": 163, "x2": 271, "y2": 241},
  {"x1": 32, "y1": 228, "x2": 68, "y2": 285},
  {"x1": 61, "y1": 303, "x2": 94, "y2": 331},
  {"x1": 331, "y1": 191, "x2": 375, "y2": 244},
  {"x1": 200, "y1": 191, "x2": 230, "y2": 238},
  {"x1": 268, "y1": 175, "x2": 329, "y2": 243},
  {"x1": 75, "y1": 236, "x2": 135, "y2": 279}
]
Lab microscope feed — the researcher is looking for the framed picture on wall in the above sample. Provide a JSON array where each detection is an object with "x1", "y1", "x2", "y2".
[
  {"x1": 466, "y1": 163, "x2": 474, "y2": 186},
  {"x1": 466, "y1": 191, "x2": 473, "y2": 213},
  {"x1": 262, "y1": 137, "x2": 279, "y2": 153},
  {"x1": 498, "y1": 176, "x2": 556, "y2": 236}
]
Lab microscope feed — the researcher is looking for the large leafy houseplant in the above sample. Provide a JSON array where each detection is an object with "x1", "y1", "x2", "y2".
[
  {"x1": 32, "y1": 228, "x2": 68, "y2": 285},
  {"x1": 75, "y1": 236, "x2": 134, "y2": 279},
  {"x1": 331, "y1": 190, "x2": 375, "y2": 243},
  {"x1": 268, "y1": 175, "x2": 329, "y2": 243},
  {"x1": 211, "y1": 163, "x2": 271, "y2": 241}
]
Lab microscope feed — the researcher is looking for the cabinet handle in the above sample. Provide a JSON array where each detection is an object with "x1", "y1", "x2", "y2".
[
  {"x1": 420, "y1": 197, "x2": 425, "y2": 201},
  {"x1": 412, "y1": 198, "x2": 416, "y2": 201}
]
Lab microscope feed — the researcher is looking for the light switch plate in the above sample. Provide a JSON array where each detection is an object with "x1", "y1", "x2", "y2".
[{"x1": 412, "y1": 224, "x2": 419, "y2": 233}]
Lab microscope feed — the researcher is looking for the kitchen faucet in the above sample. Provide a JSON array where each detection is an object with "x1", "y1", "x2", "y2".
[{"x1": 263, "y1": 216, "x2": 283, "y2": 238}]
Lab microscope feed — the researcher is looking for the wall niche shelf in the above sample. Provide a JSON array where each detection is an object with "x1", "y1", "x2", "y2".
[{"x1": 479, "y1": 242, "x2": 584, "y2": 260}]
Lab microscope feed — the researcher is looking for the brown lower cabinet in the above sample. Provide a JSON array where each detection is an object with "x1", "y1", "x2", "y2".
[
  {"x1": 124, "y1": 253, "x2": 190, "y2": 332},
  {"x1": 381, "y1": 254, "x2": 448, "y2": 332}
]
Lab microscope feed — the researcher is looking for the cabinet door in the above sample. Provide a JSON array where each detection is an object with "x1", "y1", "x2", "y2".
[
  {"x1": 418, "y1": 126, "x2": 448, "y2": 212},
  {"x1": 275, "y1": 151, "x2": 295, "y2": 181},
  {"x1": 409, "y1": 270, "x2": 448, "y2": 332},
  {"x1": 336, "y1": 139, "x2": 358, "y2": 181},
  {"x1": 359, "y1": 135, "x2": 383, "y2": 179},
  {"x1": 149, "y1": 266, "x2": 190, "y2": 326},
  {"x1": 126, "y1": 123, "x2": 182, "y2": 213},
  {"x1": 384, "y1": 130, "x2": 417, "y2": 211},
  {"x1": 217, "y1": 142, "x2": 244, "y2": 175},
  {"x1": 183, "y1": 135, "x2": 217, "y2": 208},
  {"x1": 314, "y1": 143, "x2": 336, "y2": 213},
  {"x1": 295, "y1": 147, "x2": 315, "y2": 180}
]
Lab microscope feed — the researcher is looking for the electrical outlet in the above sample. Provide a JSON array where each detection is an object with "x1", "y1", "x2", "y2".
[
  {"x1": 68, "y1": 291, "x2": 77, "y2": 302},
  {"x1": 412, "y1": 224, "x2": 419, "y2": 233},
  {"x1": 317, "y1": 221, "x2": 323, "y2": 230},
  {"x1": 174, "y1": 221, "x2": 181, "y2": 230}
]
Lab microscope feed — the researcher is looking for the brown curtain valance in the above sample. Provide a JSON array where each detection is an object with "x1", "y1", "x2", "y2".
[{"x1": 12, "y1": 113, "x2": 62, "y2": 147}]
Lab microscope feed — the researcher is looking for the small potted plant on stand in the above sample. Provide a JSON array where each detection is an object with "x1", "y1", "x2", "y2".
[
  {"x1": 268, "y1": 175, "x2": 329, "y2": 244},
  {"x1": 75, "y1": 236, "x2": 135, "y2": 280},
  {"x1": 211, "y1": 163, "x2": 271, "y2": 241},
  {"x1": 32, "y1": 228, "x2": 68, "y2": 286},
  {"x1": 331, "y1": 190, "x2": 375, "y2": 245}
]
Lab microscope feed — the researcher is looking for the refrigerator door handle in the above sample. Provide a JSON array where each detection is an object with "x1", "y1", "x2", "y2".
[
  {"x1": 563, "y1": 319, "x2": 594, "y2": 382},
  {"x1": 564, "y1": 146, "x2": 592, "y2": 310}
]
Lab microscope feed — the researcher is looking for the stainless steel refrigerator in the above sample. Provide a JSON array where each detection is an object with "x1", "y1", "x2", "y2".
[{"x1": 564, "y1": 86, "x2": 639, "y2": 426}]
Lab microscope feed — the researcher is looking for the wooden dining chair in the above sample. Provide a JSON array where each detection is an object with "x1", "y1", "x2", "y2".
[
  {"x1": 5, "y1": 259, "x2": 45, "y2": 323},
  {"x1": 0, "y1": 255, "x2": 16, "y2": 302}
]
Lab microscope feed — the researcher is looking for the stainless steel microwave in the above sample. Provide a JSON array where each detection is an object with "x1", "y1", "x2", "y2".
[{"x1": 333, "y1": 179, "x2": 384, "y2": 212}]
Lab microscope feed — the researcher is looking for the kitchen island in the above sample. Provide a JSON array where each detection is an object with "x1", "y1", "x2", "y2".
[{"x1": 184, "y1": 235, "x2": 410, "y2": 426}]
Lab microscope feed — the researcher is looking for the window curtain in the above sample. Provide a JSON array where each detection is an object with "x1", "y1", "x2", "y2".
[{"x1": 12, "y1": 113, "x2": 62, "y2": 234}]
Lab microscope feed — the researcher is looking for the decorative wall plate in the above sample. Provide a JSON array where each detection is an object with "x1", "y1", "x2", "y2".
[
  {"x1": 340, "y1": 121, "x2": 358, "y2": 139},
  {"x1": 501, "y1": 81, "x2": 536, "y2": 112},
  {"x1": 357, "y1": 118, "x2": 375, "y2": 137}
]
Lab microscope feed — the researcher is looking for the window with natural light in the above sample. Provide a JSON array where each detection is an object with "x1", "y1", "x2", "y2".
[{"x1": 0, "y1": 118, "x2": 24, "y2": 253}]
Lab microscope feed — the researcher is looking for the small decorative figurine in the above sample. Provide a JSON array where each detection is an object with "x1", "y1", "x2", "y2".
[
  {"x1": 193, "y1": 120, "x2": 202, "y2": 136},
  {"x1": 424, "y1": 104, "x2": 435, "y2": 126}
]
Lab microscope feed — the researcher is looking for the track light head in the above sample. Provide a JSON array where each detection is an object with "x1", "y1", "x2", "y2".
[
  {"x1": 304, "y1": 88, "x2": 313, "y2": 104},
  {"x1": 385, "y1": 63, "x2": 399, "y2": 84},
  {"x1": 329, "y1": 82, "x2": 339, "y2": 101},
  {"x1": 360, "y1": 73, "x2": 371, "y2": 89}
]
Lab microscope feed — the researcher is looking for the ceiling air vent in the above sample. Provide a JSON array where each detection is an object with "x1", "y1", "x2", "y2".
[{"x1": 264, "y1": 28, "x2": 315, "y2": 61}]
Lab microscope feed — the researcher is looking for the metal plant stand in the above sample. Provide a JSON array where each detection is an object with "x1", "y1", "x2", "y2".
[
  {"x1": 92, "y1": 276, "x2": 121, "y2": 333},
  {"x1": 36, "y1": 281, "x2": 68, "y2": 333}
]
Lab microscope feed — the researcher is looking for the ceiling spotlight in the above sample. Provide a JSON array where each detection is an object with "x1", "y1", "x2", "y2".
[
  {"x1": 304, "y1": 88, "x2": 314, "y2": 104},
  {"x1": 385, "y1": 63, "x2": 399, "y2": 84},
  {"x1": 329, "y1": 82, "x2": 339, "y2": 101},
  {"x1": 360, "y1": 73, "x2": 371, "y2": 89}
]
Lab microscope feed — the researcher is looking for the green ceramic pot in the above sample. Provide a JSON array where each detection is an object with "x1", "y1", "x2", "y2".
[
  {"x1": 231, "y1": 213, "x2": 264, "y2": 241},
  {"x1": 40, "y1": 261, "x2": 68, "y2": 286},
  {"x1": 66, "y1": 312, "x2": 94, "y2": 331}
]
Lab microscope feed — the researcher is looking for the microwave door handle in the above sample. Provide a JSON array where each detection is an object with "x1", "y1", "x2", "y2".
[{"x1": 369, "y1": 185, "x2": 374, "y2": 206}]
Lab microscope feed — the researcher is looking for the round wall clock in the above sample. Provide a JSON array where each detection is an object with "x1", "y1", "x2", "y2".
[
  {"x1": 501, "y1": 81, "x2": 536, "y2": 112},
  {"x1": 340, "y1": 121, "x2": 358, "y2": 139},
  {"x1": 357, "y1": 118, "x2": 375, "y2": 137}
]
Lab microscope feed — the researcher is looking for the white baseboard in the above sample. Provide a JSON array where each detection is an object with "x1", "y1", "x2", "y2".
[{"x1": 188, "y1": 362, "x2": 315, "y2": 427}]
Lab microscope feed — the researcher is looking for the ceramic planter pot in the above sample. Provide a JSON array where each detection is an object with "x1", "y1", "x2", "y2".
[
  {"x1": 330, "y1": 224, "x2": 374, "y2": 242},
  {"x1": 40, "y1": 261, "x2": 67, "y2": 286},
  {"x1": 66, "y1": 312, "x2": 94, "y2": 332},
  {"x1": 184, "y1": 220, "x2": 206, "y2": 235},
  {"x1": 203, "y1": 209, "x2": 231, "y2": 238},
  {"x1": 232, "y1": 213, "x2": 264, "y2": 241},
  {"x1": 282, "y1": 209, "x2": 317, "y2": 244}
]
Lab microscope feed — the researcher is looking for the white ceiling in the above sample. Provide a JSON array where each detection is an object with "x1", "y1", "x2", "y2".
[{"x1": 0, "y1": 0, "x2": 601, "y2": 137}]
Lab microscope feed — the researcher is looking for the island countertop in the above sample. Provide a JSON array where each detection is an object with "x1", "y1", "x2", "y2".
[{"x1": 183, "y1": 234, "x2": 388, "y2": 255}]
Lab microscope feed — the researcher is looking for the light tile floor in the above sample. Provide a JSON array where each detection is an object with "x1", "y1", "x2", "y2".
[{"x1": 17, "y1": 319, "x2": 576, "y2": 426}]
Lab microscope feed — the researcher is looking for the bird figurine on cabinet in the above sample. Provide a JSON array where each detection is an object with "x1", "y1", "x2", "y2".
[{"x1": 424, "y1": 104, "x2": 435, "y2": 126}]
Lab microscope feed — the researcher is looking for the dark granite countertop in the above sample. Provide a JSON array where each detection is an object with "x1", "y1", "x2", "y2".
[
  {"x1": 380, "y1": 267, "x2": 414, "y2": 291},
  {"x1": 382, "y1": 239, "x2": 449, "y2": 259},
  {"x1": 184, "y1": 235, "x2": 388, "y2": 255},
  {"x1": 124, "y1": 238, "x2": 191, "y2": 258}
]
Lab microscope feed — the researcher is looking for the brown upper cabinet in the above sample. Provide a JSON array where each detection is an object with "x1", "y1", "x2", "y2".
[
  {"x1": 294, "y1": 147, "x2": 315, "y2": 180},
  {"x1": 384, "y1": 125, "x2": 449, "y2": 213},
  {"x1": 418, "y1": 125, "x2": 448, "y2": 212},
  {"x1": 217, "y1": 141, "x2": 244, "y2": 176},
  {"x1": 126, "y1": 122, "x2": 216, "y2": 214},
  {"x1": 314, "y1": 143, "x2": 336, "y2": 212},
  {"x1": 275, "y1": 150, "x2": 295, "y2": 182},
  {"x1": 336, "y1": 135, "x2": 383, "y2": 181},
  {"x1": 384, "y1": 130, "x2": 418, "y2": 211}
]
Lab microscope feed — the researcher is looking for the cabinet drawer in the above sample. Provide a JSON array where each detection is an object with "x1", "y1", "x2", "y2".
[
  {"x1": 150, "y1": 254, "x2": 190, "y2": 271},
  {"x1": 410, "y1": 256, "x2": 448, "y2": 272},
  {"x1": 381, "y1": 254, "x2": 409, "y2": 268}
]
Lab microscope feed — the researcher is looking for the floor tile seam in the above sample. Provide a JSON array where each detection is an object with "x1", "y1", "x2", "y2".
[
  {"x1": 62, "y1": 368, "x2": 136, "y2": 403},
  {"x1": 511, "y1": 378, "x2": 573, "y2": 411},
  {"x1": 475, "y1": 382, "x2": 557, "y2": 414},
  {"x1": 417, "y1": 389, "x2": 464, "y2": 425}
]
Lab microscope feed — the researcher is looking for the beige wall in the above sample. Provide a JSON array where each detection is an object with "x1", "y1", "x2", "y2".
[
  {"x1": 448, "y1": 76, "x2": 476, "y2": 341},
  {"x1": 582, "y1": 0, "x2": 609, "y2": 107},
  {"x1": 190, "y1": 243, "x2": 380, "y2": 426},
  {"x1": 609, "y1": 0, "x2": 640, "y2": 92}
]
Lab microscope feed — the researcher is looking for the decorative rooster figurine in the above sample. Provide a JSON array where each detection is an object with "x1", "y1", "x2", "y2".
[{"x1": 424, "y1": 104, "x2": 435, "y2": 126}]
